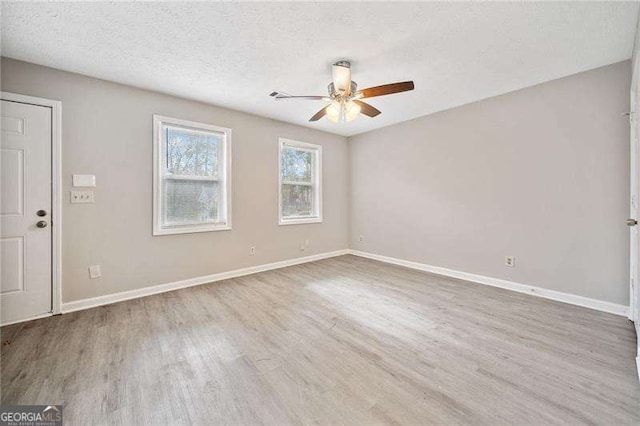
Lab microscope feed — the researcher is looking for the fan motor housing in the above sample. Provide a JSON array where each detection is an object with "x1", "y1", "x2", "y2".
[{"x1": 328, "y1": 82, "x2": 358, "y2": 98}]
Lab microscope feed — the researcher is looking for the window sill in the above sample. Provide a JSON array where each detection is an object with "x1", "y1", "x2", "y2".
[
  {"x1": 153, "y1": 224, "x2": 232, "y2": 236},
  {"x1": 278, "y1": 217, "x2": 323, "y2": 226}
]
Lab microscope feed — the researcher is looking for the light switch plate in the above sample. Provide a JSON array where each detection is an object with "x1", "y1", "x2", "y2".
[
  {"x1": 73, "y1": 174, "x2": 96, "y2": 187},
  {"x1": 71, "y1": 190, "x2": 94, "y2": 203}
]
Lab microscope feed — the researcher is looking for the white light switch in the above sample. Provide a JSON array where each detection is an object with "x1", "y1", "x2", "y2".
[
  {"x1": 71, "y1": 190, "x2": 94, "y2": 203},
  {"x1": 73, "y1": 174, "x2": 96, "y2": 187}
]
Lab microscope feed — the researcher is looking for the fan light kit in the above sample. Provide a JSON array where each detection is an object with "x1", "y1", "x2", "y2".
[{"x1": 270, "y1": 60, "x2": 415, "y2": 123}]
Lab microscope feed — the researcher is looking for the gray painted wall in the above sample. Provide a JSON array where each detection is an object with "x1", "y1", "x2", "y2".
[
  {"x1": 1, "y1": 58, "x2": 349, "y2": 303},
  {"x1": 1, "y1": 57, "x2": 631, "y2": 307},
  {"x1": 349, "y1": 61, "x2": 631, "y2": 305}
]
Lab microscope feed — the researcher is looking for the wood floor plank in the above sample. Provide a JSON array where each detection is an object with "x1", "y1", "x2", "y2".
[{"x1": 1, "y1": 255, "x2": 638, "y2": 425}]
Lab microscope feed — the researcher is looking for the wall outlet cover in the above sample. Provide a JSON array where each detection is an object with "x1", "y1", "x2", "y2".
[
  {"x1": 89, "y1": 265, "x2": 101, "y2": 279},
  {"x1": 71, "y1": 190, "x2": 94, "y2": 204}
]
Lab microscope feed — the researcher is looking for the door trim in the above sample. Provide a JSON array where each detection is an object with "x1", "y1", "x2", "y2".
[{"x1": 1, "y1": 92, "x2": 62, "y2": 318}]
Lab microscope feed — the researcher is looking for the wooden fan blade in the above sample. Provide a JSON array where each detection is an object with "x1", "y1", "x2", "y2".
[
  {"x1": 359, "y1": 81, "x2": 414, "y2": 99},
  {"x1": 353, "y1": 100, "x2": 381, "y2": 117},
  {"x1": 309, "y1": 107, "x2": 328, "y2": 122}
]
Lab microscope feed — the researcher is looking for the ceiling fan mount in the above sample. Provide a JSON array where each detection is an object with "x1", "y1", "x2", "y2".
[
  {"x1": 333, "y1": 59, "x2": 351, "y2": 68},
  {"x1": 270, "y1": 60, "x2": 414, "y2": 123}
]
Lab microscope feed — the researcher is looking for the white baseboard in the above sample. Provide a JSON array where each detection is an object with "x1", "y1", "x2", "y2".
[
  {"x1": 61, "y1": 249, "x2": 350, "y2": 314},
  {"x1": 349, "y1": 250, "x2": 629, "y2": 317},
  {"x1": 31, "y1": 247, "x2": 632, "y2": 320},
  {"x1": 2, "y1": 312, "x2": 53, "y2": 327}
]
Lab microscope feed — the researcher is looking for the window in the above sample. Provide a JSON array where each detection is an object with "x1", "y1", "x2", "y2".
[
  {"x1": 278, "y1": 138, "x2": 322, "y2": 225},
  {"x1": 153, "y1": 115, "x2": 231, "y2": 235}
]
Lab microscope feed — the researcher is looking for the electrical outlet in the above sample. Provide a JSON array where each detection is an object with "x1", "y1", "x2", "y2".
[
  {"x1": 505, "y1": 256, "x2": 515, "y2": 268},
  {"x1": 359, "y1": 235, "x2": 364, "y2": 243},
  {"x1": 249, "y1": 246, "x2": 256, "y2": 256},
  {"x1": 304, "y1": 239, "x2": 310, "y2": 247},
  {"x1": 71, "y1": 190, "x2": 94, "y2": 204},
  {"x1": 89, "y1": 265, "x2": 101, "y2": 279}
]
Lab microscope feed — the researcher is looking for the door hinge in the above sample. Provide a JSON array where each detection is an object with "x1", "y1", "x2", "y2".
[{"x1": 624, "y1": 111, "x2": 636, "y2": 123}]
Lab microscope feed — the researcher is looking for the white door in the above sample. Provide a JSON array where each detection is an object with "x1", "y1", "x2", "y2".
[
  {"x1": 631, "y1": 55, "x2": 640, "y2": 378},
  {"x1": 630, "y1": 85, "x2": 639, "y2": 324},
  {"x1": 1, "y1": 100, "x2": 52, "y2": 324}
]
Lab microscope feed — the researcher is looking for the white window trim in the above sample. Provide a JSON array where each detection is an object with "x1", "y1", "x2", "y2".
[
  {"x1": 153, "y1": 115, "x2": 232, "y2": 236},
  {"x1": 278, "y1": 138, "x2": 322, "y2": 226}
]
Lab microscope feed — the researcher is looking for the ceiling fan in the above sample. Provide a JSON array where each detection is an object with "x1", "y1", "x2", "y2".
[{"x1": 270, "y1": 60, "x2": 415, "y2": 123}]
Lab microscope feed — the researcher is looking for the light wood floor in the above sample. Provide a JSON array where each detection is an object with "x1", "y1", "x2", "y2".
[{"x1": 2, "y1": 255, "x2": 639, "y2": 425}]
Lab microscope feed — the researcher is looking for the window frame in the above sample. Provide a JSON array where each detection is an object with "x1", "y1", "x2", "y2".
[
  {"x1": 153, "y1": 115, "x2": 232, "y2": 236},
  {"x1": 278, "y1": 138, "x2": 322, "y2": 226}
]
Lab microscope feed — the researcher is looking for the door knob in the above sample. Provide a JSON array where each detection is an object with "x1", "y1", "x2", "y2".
[
  {"x1": 36, "y1": 221, "x2": 48, "y2": 229},
  {"x1": 627, "y1": 218, "x2": 638, "y2": 227},
  {"x1": 36, "y1": 210, "x2": 47, "y2": 217}
]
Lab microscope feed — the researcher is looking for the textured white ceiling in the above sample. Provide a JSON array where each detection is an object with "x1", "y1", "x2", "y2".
[{"x1": 1, "y1": 2, "x2": 638, "y2": 136}]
